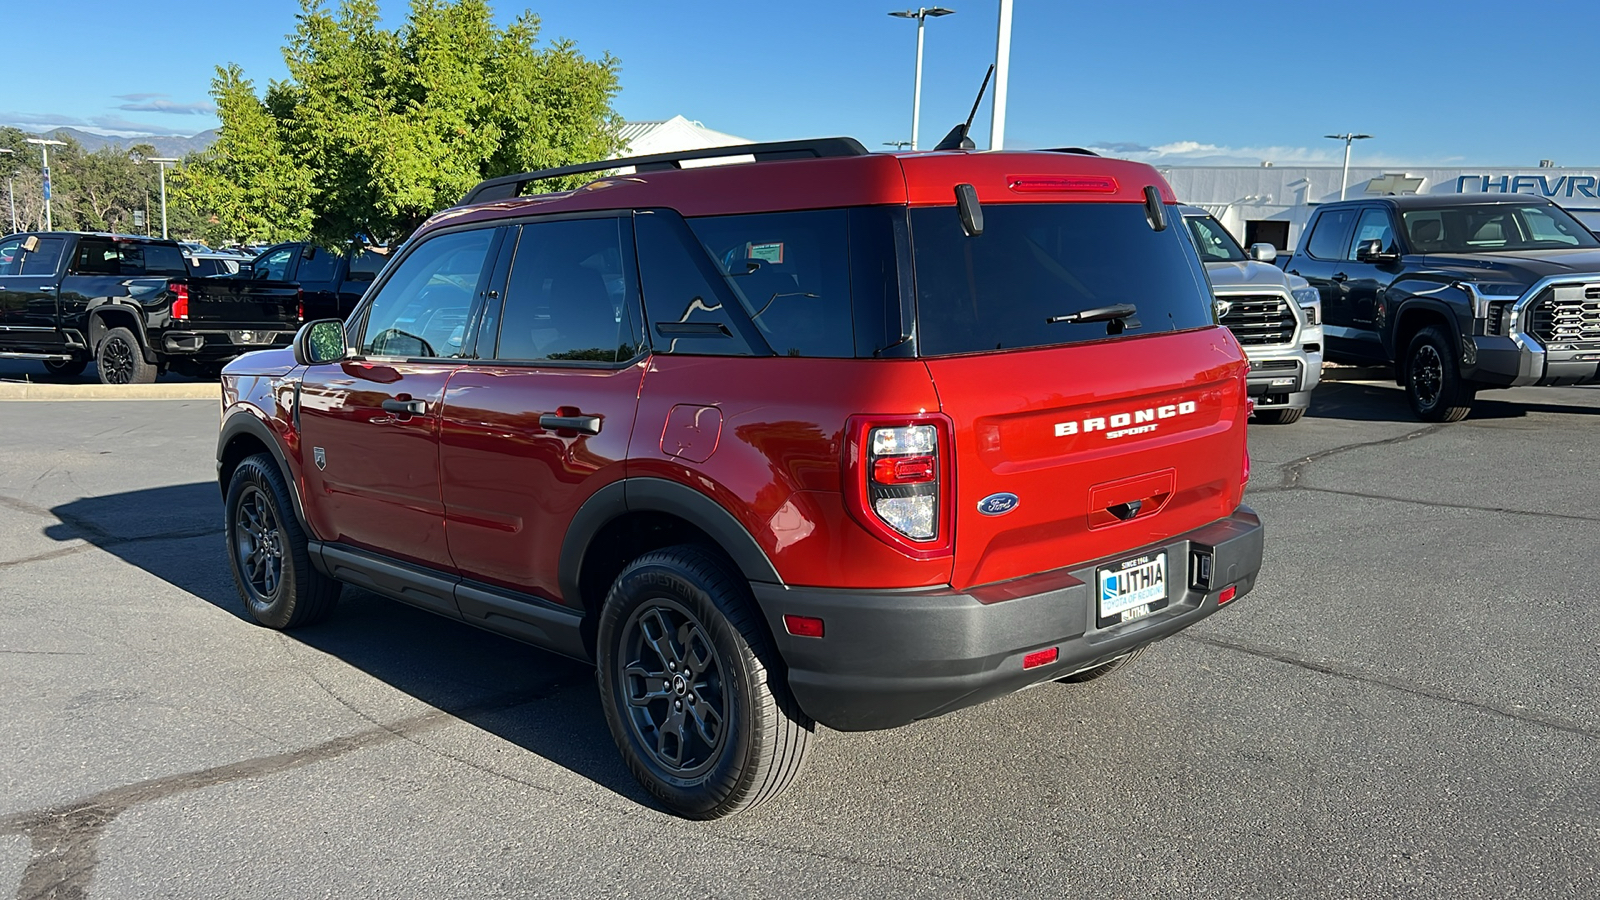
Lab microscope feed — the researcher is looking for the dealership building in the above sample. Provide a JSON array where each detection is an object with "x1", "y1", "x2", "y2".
[{"x1": 1159, "y1": 164, "x2": 1600, "y2": 252}]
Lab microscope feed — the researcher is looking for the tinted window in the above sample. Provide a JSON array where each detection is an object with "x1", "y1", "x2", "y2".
[
  {"x1": 296, "y1": 246, "x2": 338, "y2": 283},
  {"x1": 1349, "y1": 208, "x2": 1397, "y2": 259},
  {"x1": 1305, "y1": 208, "x2": 1358, "y2": 260},
  {"x1": 1401, "y1": 203, "x2": 1600, "y2": 253},
  {"x1": 254, "y1": 247, "x2": 295, "y2": 281},
  {"x1": 348, "y1": 249, "x2": 389, "y2": 282},
  {"x1": 687, "y1": 210, "x2": 855, "y2": 358},
  {"x1": 1185, "y1": 214, "x2": 1246, "y2": 262},
  {"x1": 909, "y1": 203, "x2": 1213, "y2": 356},
  {"x1": 636, "y1": 210, "x2": 757, "y2": 356},
  {"x1": 493, "y1": 217, "x2": 641, "y2": 363},
  {"x1": 0, "y1": 238, "x2": 21, "y2": 276},
  {"x1": 19, "y1": 237, "x2": 67, "y2": 276},
  {"x1": 359, "y1": 229, "x2": 494, "y2": 359}
]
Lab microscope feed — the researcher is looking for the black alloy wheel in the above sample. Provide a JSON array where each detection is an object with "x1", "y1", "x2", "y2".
[
  {"x1": 1405, "y1": 325, "x2": 1475, "y2": 423},
  {"x1": 234, "y1": 485, "x2": 286, "y2": 603},
  {"x1": 615, "y1": 599, "x2": 732, "y2": 779},
  {"x1": 95, "y1": 327, "x2": 156, "y2": 385},
  {"x1": 224, "y1": 453, "x2": 340, "y2": 629}
]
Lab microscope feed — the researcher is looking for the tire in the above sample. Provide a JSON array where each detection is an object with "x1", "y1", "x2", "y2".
[
  {"x1": 596, "y1": 545, "x2": 813, "y2": 819},
  {"x1": 96, "y1": 327, "x2": 157, "y2": 385},
  {"x1": 1058, "y1": 645, "x2": 1149, "y2": 684},
  {"x1": 42, "y1": 358, "x2": 88, "y2": 379},
  {"x1": 225, "y1": 453, "x2": 340, "y2": 629},
  {"x1": 1253, "y1": 407, "x2": 1304, "y2": 425},
  {"x1": 1404, "y1": 325, "x2": 1474, "y2": 422}
]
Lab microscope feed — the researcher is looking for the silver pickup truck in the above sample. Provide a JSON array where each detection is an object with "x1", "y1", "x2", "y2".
[{"x1": 1182, "y1": 207, "x2": 1323, "y2": 424}]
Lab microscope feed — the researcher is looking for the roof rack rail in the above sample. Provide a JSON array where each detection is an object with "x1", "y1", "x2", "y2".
[
  {"x1": 458, "y1": 137, "x2": 871, "y2": 206},
  {"x1": 1044, "y1": 147, "x2": 1101, "y2": 156}
]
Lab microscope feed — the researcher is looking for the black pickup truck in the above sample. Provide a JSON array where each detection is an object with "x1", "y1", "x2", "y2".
[
  {"x1": 244, "y1": 242, "x2": 387, "y2": 321},
  {"x1": 0, "y1": 232, "x2": 300, "y2": 383},
  {"x1": 1286, "y1": 194, "x2": 1600, "y2": 421}
]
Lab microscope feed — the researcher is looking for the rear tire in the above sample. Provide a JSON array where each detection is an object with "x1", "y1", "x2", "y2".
[
  {"x1": 596, "y1": 545, "x2": 813, "y2": 819},
  {"x1": 43, "y1": 358, "x2": 88, "y2": 379},
  {"x1": 225, "y1": 453, "x2": 340, "y2": 628},
  {"x1": 96, "y1": 327, "x2": 157, "y2": 385},
  {"x1": 1404, "y1": 326, "x2": 1474, "y2": 422},
  {"x1": 1253, "y1": 407, "x2": 1304, "y2": 425},
  {"x1": 1058, "y1": 645, "x2": 1149, "y2": 683}
]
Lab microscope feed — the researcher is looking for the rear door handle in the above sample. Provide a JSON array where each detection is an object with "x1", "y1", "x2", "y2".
[
  {"x1": 1331, "y1": 272, "x2": 1349, "y2": 283},
  {"x1": 381, "y1": 398, "x2": 427, "y2": 416},
  {"x1": 539, "y1": 412, "x2": 602, "y2": 435}
]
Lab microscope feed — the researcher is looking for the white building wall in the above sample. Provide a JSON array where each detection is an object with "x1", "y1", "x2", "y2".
[{"x1": 1159, "y1": 165, "x2": 1600, "y2": 250}]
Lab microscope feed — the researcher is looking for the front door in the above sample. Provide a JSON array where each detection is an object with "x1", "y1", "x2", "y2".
[
  {"x1": 1291, "y1": 206, "x2": 1360, "y2": 358},
  {"x1": 439, "y1": 215, "x2": 647, "y2": 605},
  {"x1": 1339, "y1": 207, "x2": 1401, "y2": 350},
  {"x1": 298, "y1": 225, "x2": 502, "y2": 573},
  {"x1": 0, "y1": 234, "x2": 69, "y2": 352}
]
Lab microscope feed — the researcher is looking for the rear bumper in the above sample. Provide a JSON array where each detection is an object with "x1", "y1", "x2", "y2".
[
  {"x1": 161, "y1": 329, "x2": 295, "y2": 359},
  {"x1": 755, "y1": 506, "x2": 1264, "y2": 731}
]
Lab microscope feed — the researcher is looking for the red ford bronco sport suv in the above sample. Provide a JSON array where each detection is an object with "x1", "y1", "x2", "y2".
[{"x1": 217, "y1": 138, "x2": 1264, "y2": 818}]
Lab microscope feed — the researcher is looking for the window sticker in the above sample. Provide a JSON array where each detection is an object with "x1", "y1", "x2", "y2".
[{"x1": 746, "y1": 241, "x2": 784, "y2": 264}]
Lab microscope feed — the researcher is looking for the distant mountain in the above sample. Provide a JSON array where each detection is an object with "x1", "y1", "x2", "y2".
[{"x1": 31, "y1": 127, "x2": 217, "y2": 159}]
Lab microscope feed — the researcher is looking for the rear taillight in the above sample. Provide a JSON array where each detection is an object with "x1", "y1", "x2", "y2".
[
  {"x1": 296, "y1": 288, "x2": 304, "y2": 322},
  {"x1": 170, "y1": 283, "x2": 189, "y2": 322},
  {"x1": 843, "y1": 415, "x2": 954, "y2": 559}
]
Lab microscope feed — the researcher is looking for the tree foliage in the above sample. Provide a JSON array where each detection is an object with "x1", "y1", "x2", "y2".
[
  {"x1": 176, "y1": 0, "x2": 623, "y2": 247},
  {"x1": 0, "y1": 126, "x2": 206, "y2": 238}
]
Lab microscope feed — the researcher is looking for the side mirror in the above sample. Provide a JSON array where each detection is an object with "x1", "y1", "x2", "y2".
[
  {"x1": 301, "y1": 244, "x2": 318, "y2": 260},
  {"x1": 293, "y1": 319, "x2": 349, "y2": 366},
  {"x1": 1356, "y1": 239, "x2": 1399, "y2": 264},
  {"x1": 1248, "y1": 243, "x2": 1277, "y2": 263}
]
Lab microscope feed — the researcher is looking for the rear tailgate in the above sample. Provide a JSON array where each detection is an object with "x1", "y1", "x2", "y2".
[
  {"x1": 926, "y1": 331, "x2": 1247, "y2": 589},
  {"x1": 180, "y1": 277, "x2": 301, "y2": 329}
]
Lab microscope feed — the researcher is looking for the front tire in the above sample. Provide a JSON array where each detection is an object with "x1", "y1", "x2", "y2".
[
  {"x1": 597, "y1": 545, "x2": 813, "y2": 819},
  {"x1": 1405, "y1": 326, "x2": 1474, "y2": 422},
  {"x1": 1058, "y1": 645, "x2": 1149, "y2": 683},
  {"x1": 96, "y1": 327, "x2": 157, "y2": 385},
  {"x1": 1253, "y1": 407, "x2": 1304, "y2": 425},
  {"x1": 225, "y1": 453, "x2": 340, "y2": 628}
]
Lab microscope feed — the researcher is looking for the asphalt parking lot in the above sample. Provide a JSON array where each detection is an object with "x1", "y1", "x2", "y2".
[{"x1": 2, "y1": 374, "x2": 1597, "y2": 899}]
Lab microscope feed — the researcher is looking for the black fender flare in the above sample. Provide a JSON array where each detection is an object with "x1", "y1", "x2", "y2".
[
  {"x1": 558, "y1": 477, "x2": 783, "y2": 610},
  {"x1": 85, "y1": 302, "x2": 155, "y2": 362},
  {"x1": 1387, "y1": 295, "x2": 1463, "y2": 361},
  {"x1": 217, "y1": 411, "x2": 311, "y2": 534}
]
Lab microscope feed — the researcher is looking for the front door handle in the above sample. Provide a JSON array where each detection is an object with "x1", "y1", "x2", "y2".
[
  {"x1": 381, "y1": 398, "x2": 427, "y2": 416},
  {"x1": 539, "y1": 412, "x2": 602, "y2": 435},
  {"x1": 38, "y1": 286, "x2": 56, "y2": 293},
  {"x1": 1331, "y1": 272, "x2": 1349, "y2": 283}
]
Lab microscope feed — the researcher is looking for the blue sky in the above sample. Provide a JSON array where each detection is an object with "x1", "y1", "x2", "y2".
[{"x1": 4, "y1": 0, "x2": 1595, "y2": 166}]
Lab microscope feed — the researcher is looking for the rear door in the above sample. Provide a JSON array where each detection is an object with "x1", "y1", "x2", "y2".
[
  {"x1": 0, "y1": 234, "x2": 69, "y2": 352},
  {"x1": 438, "y1": 214, "x2": 647, "y2": 604},
  {"x1": 297, "y1": 225, "x2": 503, "y2": 578},
  {"x1": 907, "y1": 200, "x2": 1248, "y2": 590}
]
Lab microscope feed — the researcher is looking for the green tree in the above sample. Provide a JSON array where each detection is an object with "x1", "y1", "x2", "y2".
[{"x1": 178, "y1": 0, "x2": 623, "y2": 247}]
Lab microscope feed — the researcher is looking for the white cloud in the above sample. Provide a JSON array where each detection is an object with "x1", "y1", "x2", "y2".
[{"x1": 1086, "y1": 139, "x2": 1429, "y2": 168}]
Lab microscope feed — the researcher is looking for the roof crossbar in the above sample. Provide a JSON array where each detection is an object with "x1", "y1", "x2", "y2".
[{"x1": 458, "y1": 137, "x2": 871, "y2": 206}]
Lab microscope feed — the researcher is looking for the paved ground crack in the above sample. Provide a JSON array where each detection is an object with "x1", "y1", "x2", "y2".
[
  {"x1": 1183, "y1": 633, "x2": 1598, "y2": 741},
  {"x1": 1270, "y1": 424, "x2": 1445, "y2": 491}
]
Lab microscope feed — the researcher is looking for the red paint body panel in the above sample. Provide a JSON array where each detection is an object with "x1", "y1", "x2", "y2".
[
  {"x1": 629, "y1": 355, "x2": 951, "y2": 589},
  {"x1": 437, "y1": 362, "x2": 646, "y2": 601},
  {"x1": 296, "y1": 360, "x2": 459, "y2": 570}
]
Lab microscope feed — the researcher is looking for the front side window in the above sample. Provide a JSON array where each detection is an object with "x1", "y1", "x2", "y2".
[
  {"x1": 18, "y1": 237, "x2": 67, "y2": 277},
  {"x1": 0, "y1": 238, "x2": 22, "y2": 276},
  {"x1": 1348, "y1": 208, "x2": 1397, "y2": 259},
  {"x1": 1305, "y1": 208, "x2": 1358, "y2": 260},
  {"x1": 254, "y1": 247, "x2": 295, "y2": 281},
  {"x1": 1184, "y1": 214, "x2": 1247, "y2": 262},
  {"x1": 1401, "y1": 204, "x2": 1600, "y2": 253},
  {"x1": 909, "y1": 202, "x2": 1214, "y2": 356},
  {"x1": 358, "y1": 228, "x2": 495, "y2": 359},
  {"x1": 492, "y1": 217, "x2": 642, "y2": 364}
]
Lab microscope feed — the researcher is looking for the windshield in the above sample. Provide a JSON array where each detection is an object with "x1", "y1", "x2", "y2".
[
  {"x1": 910, "y1": 202, "x2": 1214, "y2": 356},
  {"x1": 1402, "y1": 203, "x2": 1600, "y2": 253}
]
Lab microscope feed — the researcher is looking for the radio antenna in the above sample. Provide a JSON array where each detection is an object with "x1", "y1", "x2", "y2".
[{"x1": 933, "y1": 64, "x2": 995, "y2": 152}]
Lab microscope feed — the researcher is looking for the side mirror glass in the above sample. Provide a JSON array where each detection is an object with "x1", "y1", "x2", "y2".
[
  {"x1": 1248, "y1": 243, "x2": 1277, "y2": 263},
  {"x1": 1355, "y1": 238, "x2": 1398, "y2": 264},
  {"x1": 293, "y1": 319, "x2": 349, "y2": 366}
]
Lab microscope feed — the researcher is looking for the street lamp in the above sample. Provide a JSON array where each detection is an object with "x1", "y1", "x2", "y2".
[
  {"x1": 888, "y1": 7, "x2": 955, "y2": 150},
  {"x1": 24, "y1": 138, "x2": 67, "y2": 231},
  {"x1": 1324, "y1": 133, "x2": 1373, "y2": 201},
  {"x1": 136, "y1": 156, "x2": 180, "y2": 240},
  {"x1": 0, "y1": 148, "x2": 15, "y2": 234}
]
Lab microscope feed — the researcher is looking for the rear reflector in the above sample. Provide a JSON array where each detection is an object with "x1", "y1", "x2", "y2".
[
  {"x1": 871, "y1": 454, "x2": 935, "y2": 485},
  {"x1": 1007, "y1": 175, "x2": 1119, "y2": 194},
  {"x1": 783, "y1": 615, "x2": 825, "y2": 638},
  {"x1": 1022, "y1": 647, "x2": 1058, "y2": 670},
  {"x1": 1218, "y1": 585, "x2": 1238, "y2": 605}
]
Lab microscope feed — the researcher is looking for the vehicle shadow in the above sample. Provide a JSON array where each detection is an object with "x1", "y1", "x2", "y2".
[
  {"x1": 1307, "y1": 378, "x2": 1600, "y2": 422},
  {"x1": 44, "y1": 482, "x2": 649, "y2": 807}
]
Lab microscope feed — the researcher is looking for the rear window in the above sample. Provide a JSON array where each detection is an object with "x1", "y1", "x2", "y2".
[
  {"x1": 908, "y1": 203, "x2": 1214, "y2": 356},
  {"x1": 73, "y1": 240, "x2": 187, "y2": 277}
]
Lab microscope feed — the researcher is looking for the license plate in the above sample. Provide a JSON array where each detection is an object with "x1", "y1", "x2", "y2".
[
  {"x1": 230, "y1": 331, "x2": 274, "y2": 345},
  {"x1": 1098, "y1": 552, "x2": 1167, "y2": 620}
]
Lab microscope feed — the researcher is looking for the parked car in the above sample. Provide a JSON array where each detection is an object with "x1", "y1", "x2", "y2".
[
  {"x1": 217, "y1": 138, "x2": 1265, "y2": 818},
  {"x1": 1181, "y1": 207, "x2": 1322, "y2": 424},
  {"x1": 0, "y1": 231, "x2": 300, "y2": 383},
  {"x1": 240, "y1": 242, "x2": 389, "y2": 321},
  {"x1": 1286, "y1": 195, "x2": 1600, "y2": 420}
]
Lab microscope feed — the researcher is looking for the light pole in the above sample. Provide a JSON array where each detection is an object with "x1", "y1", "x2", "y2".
[
  {"x1": 140, "y1": 157, "x2": 180, "y2": 239},
  {"x1": 1324, "y1": 133, "x2": 1373, "y2": 201},
  {"x1": 25, "y1": 138, "x2": 67, "y2": 232},
  {"x1": 889, "y1": 7, "x2": 955, "y2": 150},
  {"x1": 0, "y1": 148, "x2": 14, "y2": 234},
  {"x1": 990, "y1": 0, "x2": 1013, "y2": 150}
]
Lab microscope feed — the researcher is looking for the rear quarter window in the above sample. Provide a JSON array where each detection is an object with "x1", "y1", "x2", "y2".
[{"x1": 909, "y1": 202, "x2": 1214, "y2": 356}]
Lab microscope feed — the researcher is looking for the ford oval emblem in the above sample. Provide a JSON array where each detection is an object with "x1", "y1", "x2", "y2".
[{"x1": 977, "y1": 492, "x2": 1020, "y2": 516}]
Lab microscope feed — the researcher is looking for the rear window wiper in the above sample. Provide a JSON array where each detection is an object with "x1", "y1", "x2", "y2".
[{"x1": 1046, "y1": 303, "x2": 1138, "y2": 325}]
